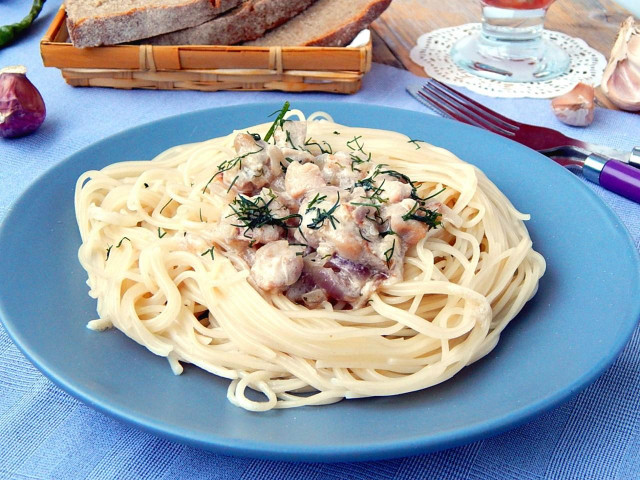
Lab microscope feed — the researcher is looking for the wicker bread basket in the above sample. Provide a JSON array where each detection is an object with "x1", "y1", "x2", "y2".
[{"x1": 40, "y1": 7, "x2": 372, "y2": 94}]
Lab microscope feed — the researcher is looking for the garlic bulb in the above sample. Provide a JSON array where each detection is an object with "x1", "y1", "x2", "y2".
[
  {"x1": 0, "y1": 65, "x2": 46, "y2": 138},
  {"x1": 551, "y1": 83, "x2": 595, "y2": 127},
  {"x1": 601, "y1": 16, "x2": 640, "y2": 111}
]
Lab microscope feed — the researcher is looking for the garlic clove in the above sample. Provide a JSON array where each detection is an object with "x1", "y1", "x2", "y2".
[
  {"x1": 601, "y1": 17, "x2": 640, "y2": 112},
  {"x1": 551, "y1": 82, "x2": 595, "y2": 127}
]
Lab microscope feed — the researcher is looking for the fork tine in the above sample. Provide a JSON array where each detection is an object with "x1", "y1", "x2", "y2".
[
  {"x1": 414, "y1": 87, "x2": 492, "y2": 130},
  {"x1": 420, "y1": 83, "x2": 516, "y2": 137},
  {"x1": 426, "y1": 79, "x2": 519, "y2": 132}
]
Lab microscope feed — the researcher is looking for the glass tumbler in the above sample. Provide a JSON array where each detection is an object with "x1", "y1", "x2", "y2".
[{"x1": 450, "y1": 0, "x2": 570, "y2": 82}]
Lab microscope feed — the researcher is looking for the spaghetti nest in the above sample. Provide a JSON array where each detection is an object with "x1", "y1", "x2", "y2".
[{"x1": 75, "y1": 109, "x2": 545, "y2": 411}]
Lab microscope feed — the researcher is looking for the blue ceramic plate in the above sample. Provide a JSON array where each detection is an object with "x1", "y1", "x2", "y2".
[{"x1": 0, "y1": 102, "x2": 638, "y2": 462}]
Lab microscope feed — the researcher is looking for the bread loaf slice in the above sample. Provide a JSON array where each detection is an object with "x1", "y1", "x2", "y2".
[
  {"x1": 65, "y1": 0, "x2": 241, "y2": 47},
  {"x1": 244, "y1": 0, "x2": 391, "y2": 47},
  {"x1": 144, "y1": 0, "x2": 318, "y2": 45}
]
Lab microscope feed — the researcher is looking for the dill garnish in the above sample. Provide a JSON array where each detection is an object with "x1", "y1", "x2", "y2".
[
  {"x1": 158, "y1": 227, "x2": 166, "y2": 238},
  {"x1": 282, "y1": 157, "x2": 298, "y2": 173},
  {"x1": 285, "y1": 130, "x2": 297, "y2": 149},
  {"x1": 202, "y1": 147, "x2": 264, "y2": 194},
  {"x1": 356, "y1": 163, "x2": 444, "y2": 204},
  {"x1": 227, "y1": 176, "x2": 239, "y2": 193},
  {"x1": 408, "y1": 139, "x2": 424, "y2": 150},
  {"x1": 401, "y1": 201, "x2": 441, "y2": 228},
  {"x1": 366, "y1": 211, "x2": 386, "y2": 226},
  {"x1": 305, "y1": 138, "x2": 333, "y2": 154},
  {"x1": 353, "y1": 164, "x2": 384, "y2": 192},
  {"x1": 227, "y1": 194, "x2": 302, "y2": 237},
  {"x1": 264, "y1": 101, "x2": 291, "y2": 142},
  {"x1": 116, "y1": 237, "x2": 130, "y2": 248},
  {"x1": 159, "y1": 199, "x2": 172, "y2": 215},
  {"x1": 306, "y1": 193, "x2": 341, "y2": 230},
  {"x1": 201, "y1": 247, "x2": 215, "y2": 260},
  {"x1": 306, "y1": 192, "x2": 327, "y2": 212},
  {"x1": 358, "y1": 228, "x2": 372, "y2": 242},
  {"x1": 346, "y1": 135, "x2": 365, "y2": 152},
  {"x1": 350, "y1": 152, "x2": 371, "y2": 171},
  {"x1": 350, "y1": 201, "x2": 382, "y2": 208},
  {"x1": 384, "y1": 239, "x2": 396, "y2": 267},
  {"x1": 107, "y1": 236, "x2": 131, "y2": 259}
]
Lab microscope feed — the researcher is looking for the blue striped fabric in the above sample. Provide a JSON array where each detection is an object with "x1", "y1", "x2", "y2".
[{"x1": 1, "y1": 1, "x2": 639, "y2": 478}]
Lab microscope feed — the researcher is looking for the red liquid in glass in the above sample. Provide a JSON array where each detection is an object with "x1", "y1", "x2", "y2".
[{"x1": 482, "y1": 0, "x2": 554, "y2": 9}]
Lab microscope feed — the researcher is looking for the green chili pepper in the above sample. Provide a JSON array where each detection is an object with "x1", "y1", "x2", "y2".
[{"x1": 0, "y1": 0, "x2": 46, "y2": 48}]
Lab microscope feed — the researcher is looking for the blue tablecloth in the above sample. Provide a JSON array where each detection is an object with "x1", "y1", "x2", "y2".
[{"x1": 2, "y1": 1, "x2": 640, "y2": 478}]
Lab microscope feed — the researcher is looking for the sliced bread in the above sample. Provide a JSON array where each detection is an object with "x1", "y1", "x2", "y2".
[
  {"x1": 244, "y1": 0, "x2": 391, "y2": 47},
  {"x1": 144, "y1": 0, "x2": 318, "y2": 45},
  {"x1": 65, "y1": 0, "x2": 242, "y2": 47}
]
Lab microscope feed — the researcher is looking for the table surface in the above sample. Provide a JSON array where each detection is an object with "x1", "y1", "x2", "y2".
[{"x1": 370, "y1": 0, "x2": 632, "y2": 76}]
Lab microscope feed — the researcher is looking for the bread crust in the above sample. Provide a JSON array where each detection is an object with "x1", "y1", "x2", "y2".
[
  {"x1": 65, "y1": 0, "x2": 241, "y2": 47},
  {"x1": 304, "y1": 0, "x2": 391, "y2": 46},
  {"x1": 145, "y1": 0, "x2": 318, "y2": 45},
  {"x1": 245, "y1": 0, "x2": 391, "y2": 47}
]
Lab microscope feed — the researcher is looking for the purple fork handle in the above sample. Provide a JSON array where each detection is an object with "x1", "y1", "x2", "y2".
[{"x1": 583, "y1": 153, "x2": 640, "y2": 203}]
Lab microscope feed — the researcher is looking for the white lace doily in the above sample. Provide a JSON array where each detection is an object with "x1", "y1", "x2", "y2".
[{"x1": 410, "y1": 23, "x2": 607, "y2": 98}]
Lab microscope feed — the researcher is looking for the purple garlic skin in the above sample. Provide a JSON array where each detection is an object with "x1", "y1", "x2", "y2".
[
  {"x1": 551, "y1": 82, "x2": 595, "y2": 127},
  {"x1": 0, "y1": 66, "x2": 46, "y2": 139}
]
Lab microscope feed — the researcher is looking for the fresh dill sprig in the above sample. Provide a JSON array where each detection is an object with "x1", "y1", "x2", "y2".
[
  {"x1": 401, "y1": 202, "x2": 441, "y2": 228},
  {"x1": 357, "y1": 163, "x2": 444, "y2": 204},
  {"x1": 227, "y1": 194, "x2": 302, "y2": 237},
  {"x1": 353, "y1": 163, "x2": 385, "y2": 192},
  {"x1": 305, "y1": 138, "x2": 333, "y2": 154},
  {"x1": 201, "y1": 247, "x2": 215, "y2": 260},
  {"x1": 366, "y1": 211, "x2": 386, "y2": 226},
  {"x1": 227, "y1": 176, "x2": 239, "y2": 193},
  {"x1": 350, "y1": 201, "x2": 382, "y2": 209},
  {"x1": 202, "y1": 147, "x2": 264, "y2": 194},
  {"x1": 306, "y1": 192, "x2": 328, "y2": 212},
  {"x1": 106, "y1": 236, "x2": 131, "y2": 260},
  {"x1": 285, "y1": 130, "x2": 297, "y2": 149},
  {"x1": 281, "y1": 158, "x2": 294, "y2": 173},
  {"x1": 306, "y1": 193, "x2": 341, "y2": 230},
  {"x1": 384, "y1": 238, "x2": 396, "y2": 267},
  {"x1": 350, "y1": 180, "x2": 388, "y2": 211},
  {"x1": 358, "y1": 228, "x2": 372, "y2": 243},
  {"x1": 264, "y1": 101, "x2": 291, "y2": 142},
  {"x1": 346, "y1": 135, "x2": 365, "y2": 153},
  {"x1": 159, "y1": 199, "x2": 172, "y2": 215},
  {"x1": 349, "y1": 151, "x2": 371, "y2": 172},
  {"x1": 116, "y1": 237, "x2": 130, "y2": 248},
  {"x1": 408, "y1": 139, "x2": 424, "y2": 150},
  {"x1": 158, "y1": 227, "x2": 166, "y2": 238}
]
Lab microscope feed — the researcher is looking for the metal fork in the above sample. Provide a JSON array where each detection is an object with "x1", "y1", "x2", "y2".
[
  {"x1": 407, "y1": 79, "x2": 639, "y2": 168},
  {"x1": 407, "y1": 79, "x2": 640, "y2": 203}
]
